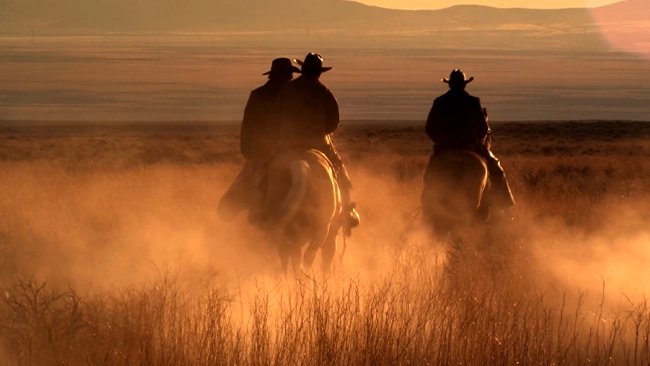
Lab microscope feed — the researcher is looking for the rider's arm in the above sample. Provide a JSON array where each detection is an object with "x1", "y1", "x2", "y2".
[
  {"x1": 425, "y1": 100, "x2": 441, "y2": 142},
  {"x1": 470, "y1": 98, "x2": 489, "y2": 142},
  {"x1": 240, "y1": 91, "x2": 258, "y2": 159},
  {"x1": 324, "y1": 89, "x2": 340, "y2": 134}
]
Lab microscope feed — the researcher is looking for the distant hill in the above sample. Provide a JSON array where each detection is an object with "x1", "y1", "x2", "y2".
[
  {"x1": 0, "y1": 0, "x2": 647, "y2": 50},
  {"x1": 0, "y1": 0, "x2": 611, "y2": 33}
]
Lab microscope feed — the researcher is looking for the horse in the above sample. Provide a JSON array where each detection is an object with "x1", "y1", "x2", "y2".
[
  {"x1": 421, "y1": 149, "x2": 489, "y2": 235},
  {"x1": 249, "y1": 149, "x2": 343, "y2": 279},
  {"x1": 419, "y1": 149, "x2": 492, "y2": 284}
]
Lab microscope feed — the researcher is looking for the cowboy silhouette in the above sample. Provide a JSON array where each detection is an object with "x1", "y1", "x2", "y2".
[
  {"x1": 217, "y1": 58, "x2": 301, "y2": 221},
  {"x1": 276, "y1": 52, "x2": 360, "y2": 236},
  {"x1": 426, "y1": 69, "x2": 515, "y2": 220}
]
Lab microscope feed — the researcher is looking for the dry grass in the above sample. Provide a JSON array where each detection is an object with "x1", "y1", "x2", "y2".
[
  {"x1": 2, "y1": 267, "x2": 650, "y2": 365},
  {"x1": 1, "y1": 120, "x2": 650, "y2": 365}
]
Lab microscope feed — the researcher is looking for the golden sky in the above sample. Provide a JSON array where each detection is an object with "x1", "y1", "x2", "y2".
[{"x1": 355, "y1": 0, "x2": 622, "y2": 10}]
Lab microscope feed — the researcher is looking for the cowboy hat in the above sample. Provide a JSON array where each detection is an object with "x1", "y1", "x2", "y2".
[
  {"x1": 442, "y1": 69, "x2": 474, "y2": 85},
  {"x1": 262, "y1": 57, "x2": 301, "y2": 75},
  {"x1": 294, "y1": 52, "x2": 332, "y2": 73}
]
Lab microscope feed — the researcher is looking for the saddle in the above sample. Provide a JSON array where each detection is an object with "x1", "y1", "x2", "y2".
[
  {"x1": 254, "y1": 148, "x2": 338, "y2": 195},
  {"x1": 427, "y1": 149, "x2": 487, "y2": 178}
]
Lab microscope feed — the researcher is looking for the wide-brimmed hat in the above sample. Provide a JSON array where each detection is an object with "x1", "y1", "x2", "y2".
[
  {"x1": 262, "y1": 57, "x2": 301, "y2": 75},
  {"x1": 295, "y1": 53, "x2": 332, "y2": 73},
  {"x1": 442, "y1": 69, "x2": 474, "y2": 85}
]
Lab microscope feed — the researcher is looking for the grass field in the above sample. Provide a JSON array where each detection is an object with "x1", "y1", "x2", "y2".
[{"x1": 1, "y1": 120, "x2": 650, "y2": 364}]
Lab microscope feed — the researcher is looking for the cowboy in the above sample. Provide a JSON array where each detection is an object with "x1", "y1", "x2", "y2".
[
  {"x1": 276, "y1": 52, "x2": 360, "y2": 236},
  {"x1": 217, "y1": 57, "x2": 301, "y2": 221},
  {"x1": 425, "y1": 69, "x2": 515, "y2": 220}
]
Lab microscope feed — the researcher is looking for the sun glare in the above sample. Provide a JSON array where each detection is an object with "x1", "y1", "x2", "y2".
[{"x1": 589, "y1": 0, "x2": 650, "y2": 57}]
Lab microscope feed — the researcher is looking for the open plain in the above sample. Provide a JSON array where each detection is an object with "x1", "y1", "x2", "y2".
[{"x1": 1, "y1": 120, "x2": 650, "y2": 364}]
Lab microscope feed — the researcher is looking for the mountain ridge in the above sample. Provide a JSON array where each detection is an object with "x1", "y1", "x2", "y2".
[{"x1": 0, "y1": 0, "x2": 634, "y2": 35}]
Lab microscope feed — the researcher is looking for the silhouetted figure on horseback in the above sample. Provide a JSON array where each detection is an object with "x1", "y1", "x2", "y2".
[
  {"x1": 424, "y1": 69, "x2": 515, "y2": 227},
  {"x1": 217, "y1": 58, "x2": 301, "y2": 221},
  {"x1": 275, "y1": 52, "x2": 360, "y2": 237},
  {"x1": 218, "y1": 55, "x2": 354, "y2": 276}
]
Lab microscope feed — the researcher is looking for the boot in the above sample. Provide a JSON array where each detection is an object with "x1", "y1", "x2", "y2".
[
  {"x1": 343, "y1": 202, "x2": 360, "y2": 237},
  {"x1": 340, "y1": 181, "x2": 360, "y2": 237}
]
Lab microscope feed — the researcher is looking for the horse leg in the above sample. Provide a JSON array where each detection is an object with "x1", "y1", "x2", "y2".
[
  {"x1": 320, "y1": 226, "x2": 338, "y2": 277},
  {"x1": 302, "y1": 224, "x2": 329, "y2": 275}
]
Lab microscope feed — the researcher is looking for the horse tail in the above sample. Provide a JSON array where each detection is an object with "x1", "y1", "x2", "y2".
[{"x1": 276, "y1": 160, "x2": 310, "y2": 227}]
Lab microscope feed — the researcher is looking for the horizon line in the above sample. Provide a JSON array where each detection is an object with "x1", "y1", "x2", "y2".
[{"x1": 352, "y1": 0, "x2": 625, "y2": 11}]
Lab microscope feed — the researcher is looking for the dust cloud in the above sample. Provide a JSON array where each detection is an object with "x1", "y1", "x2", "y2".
[{"x1": 0, "y1": 154, "x2": 648, "y2": 312}]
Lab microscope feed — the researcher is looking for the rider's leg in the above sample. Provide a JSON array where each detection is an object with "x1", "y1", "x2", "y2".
[
  {"x1": 323, "y1": 142, "x2": 360, "y2": 236},
  {"x1": 218, "y1": 160, "x2": 256, "y2": 221},
  {"x1": 337, "y1": 164, "x2": 360, "y2": 235},
  {"x1": 243, "y1": 159, "x2": 269, "y2": 225},
  {"x1": 480, "y1": 148, "x2": 515, "y2": 213}
]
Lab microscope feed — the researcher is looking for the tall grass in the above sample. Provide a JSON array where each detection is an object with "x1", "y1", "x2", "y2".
[{"x1": 1, "y1": 256, "x2": 650, "y2": 365}]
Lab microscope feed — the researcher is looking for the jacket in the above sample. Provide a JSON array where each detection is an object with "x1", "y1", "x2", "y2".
[
  {"x1": 426, "y1": 89, "x2": 488, "y2": 151},
  {"x1": 240, "y1": 80, "x2": 286, "y2": 161},
  {"x1": 276, "y1": 75, "x2": 340, "y2": 150}
]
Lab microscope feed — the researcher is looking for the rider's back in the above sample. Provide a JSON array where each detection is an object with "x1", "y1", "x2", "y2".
[
  {"x1": 426, "y1": 89, "x2": 488, "y2": 151},
  {"x1": 277, "y1": 75, "x2": 340, "y2": 151},
  {"x1": 241, "y1": 80, "x2": 285, "y2": 160}
]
